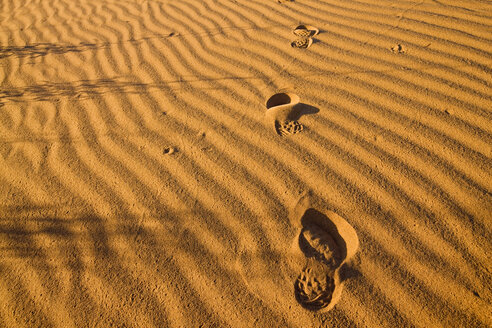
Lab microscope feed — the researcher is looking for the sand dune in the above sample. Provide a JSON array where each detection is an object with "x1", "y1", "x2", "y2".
[{"x1": 1, "y1": 0, "x2": 491, "y2": 327}]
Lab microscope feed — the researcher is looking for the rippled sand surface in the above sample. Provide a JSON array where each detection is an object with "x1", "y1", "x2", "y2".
[{"x1": 1, "y1": 0, "x2": 491, "y2": 327}]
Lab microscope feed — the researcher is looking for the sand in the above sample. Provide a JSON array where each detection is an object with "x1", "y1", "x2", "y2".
[{"x1": 1, "y1": 0, "x2": 491, "y2": 327}]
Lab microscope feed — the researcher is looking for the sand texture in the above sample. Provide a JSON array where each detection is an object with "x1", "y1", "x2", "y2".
[{"x1": 1, "y1": 0, "x2": 491, "y2": 327}]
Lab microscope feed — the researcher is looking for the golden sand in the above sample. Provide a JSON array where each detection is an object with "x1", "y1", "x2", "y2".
[{"x1": 1, "y1": 0, "x2": 491, "y2": 327}]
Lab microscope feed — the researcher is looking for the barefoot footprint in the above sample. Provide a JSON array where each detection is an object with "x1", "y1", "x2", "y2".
[{"x1": 294, "y1": 208, "x2": 359, "y2": 311}]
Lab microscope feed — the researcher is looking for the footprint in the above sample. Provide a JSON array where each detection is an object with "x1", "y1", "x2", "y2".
[
  {"x1": 292, "y1": 25, "x2": 319, "y2": 38},
  {"x1": 291, "y1": 38, "x2": 313, "y2": 49},
  {"x1": 275, "y1": 120, "x2": 303, "y2": 136},
  {"x1": 294, "y1": 208, "x2": 359, "y2": 311},
  {"x1": 295, "y1": 260, "x2": 336, "y2": 310},
  {"x1": 265, "y1": 93, "x2": 304, "y2": 136}
]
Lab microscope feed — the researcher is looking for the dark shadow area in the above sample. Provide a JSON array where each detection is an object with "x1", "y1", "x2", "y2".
[
  {"x1": 0, "y1": 202, "x2": 289, "y2": 327},
  {"x1": 0, "y1": 79, "x2": 152, "y2": 104},
  {"x1": 0, "y1": 42, "x2": 109, "y2": 60},
  {"x1": 0, "y1": 207, "x2": 173, "y2": 326},
  {"x1": 266, "y1": 92, "x2": 295, "y2": 109},
  {"x1": 338, "y1": 262, "x2": 361, "y2": 282},
  {"x1": 0, "y1": 212, "x2": 129, "y2": 259},
  {"x1": 289, "y1": 103, "x2": 320, "y2": 120},
  {"x1": 298, "y1": 208, "x2": 347, "y2": 266}
]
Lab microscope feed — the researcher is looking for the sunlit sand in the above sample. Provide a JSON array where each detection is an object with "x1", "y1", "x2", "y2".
[{"x1": 1, "y1": 0, "x2": 491, "y2": 327}]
